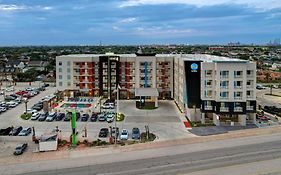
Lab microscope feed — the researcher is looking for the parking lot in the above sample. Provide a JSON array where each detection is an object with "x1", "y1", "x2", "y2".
[{"x1": 0, "y1": 84, "x2": 194, "y2": 157}]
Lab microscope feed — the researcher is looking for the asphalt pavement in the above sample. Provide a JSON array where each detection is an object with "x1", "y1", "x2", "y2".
[{"x1": 17, "y1": 139, "x2": 281, "y2": 175}]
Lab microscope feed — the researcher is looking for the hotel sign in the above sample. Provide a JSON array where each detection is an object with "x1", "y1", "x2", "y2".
[{"x1": 191, "y1": 63, "x2": 198, "y2": 72}]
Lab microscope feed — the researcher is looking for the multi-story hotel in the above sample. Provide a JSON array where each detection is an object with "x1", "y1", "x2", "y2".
[{"x1": 56, "y1": 53, "x2": 256, "y2": 126}]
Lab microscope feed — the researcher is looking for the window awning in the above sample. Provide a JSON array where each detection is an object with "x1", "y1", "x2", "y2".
[{"x1": 135, "y1": 88, "x2": 159, "y2": 97}]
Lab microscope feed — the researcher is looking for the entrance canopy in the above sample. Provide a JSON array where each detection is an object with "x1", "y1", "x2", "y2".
[{"x1": 135, "y1": 88, "x2": 159, "y2": 97}]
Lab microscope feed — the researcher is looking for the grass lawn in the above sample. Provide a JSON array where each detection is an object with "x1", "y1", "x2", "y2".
[{"x1": 20, "y1": 113, "x2": 32, "y2": 120}]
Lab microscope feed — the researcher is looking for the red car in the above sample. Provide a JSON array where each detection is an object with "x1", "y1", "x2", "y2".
[{"x1": 16, "y1": 91, "x2": 28, "y2": 95}]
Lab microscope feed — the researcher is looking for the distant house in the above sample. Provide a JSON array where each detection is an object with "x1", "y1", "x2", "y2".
[
  {"x1": 27, "y1": 61, "x2": 49, "y2": 71},
  {"x1": 6, "y1": 60, "x2": 26, "y2": 71},
  {"x1": 272, "y1": 63, "x2": 281, "y2": 70}
]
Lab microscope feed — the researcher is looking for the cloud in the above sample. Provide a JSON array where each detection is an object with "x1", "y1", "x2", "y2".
[
  {"x1": 120, "y1": 17, "x2": 137, "y2": 23},
  {"x1": 0, "y1": 4, "x2": 25, "y2": 11},
  {"x1": 0, "y1": 4, "x2": 53, "y2": 13},
  {"x1": 119, "y1": 0, "x2": 281, "y2": 11}
]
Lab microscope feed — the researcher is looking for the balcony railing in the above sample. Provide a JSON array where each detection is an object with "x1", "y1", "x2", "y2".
[
  {"x1": 234, "y1": 86, "x2": 243, "y2": 89},
  {"x1": 205, "y1": 106, "x2": 213, "y2": 110},
  {"x1": 247, "y1": 106, "x2": 254, "y2": 111},
  {"x1": 220, "y1": 86, "x2": 229, "y2": 89},
  {"x1": 234, "y1": 107, "x2": 243, "y2": 112},
  {"x1": 234, "y1": 97, "x2": 243, "y2": 100},
  {"x1": 220, "y1": 75, "x2": 229, "y2": 79},
  {"x1": 234, "y1": 75, "x2": 243, "y2": 78},
  {"x1": 220, "y1": 96, "x2": 229, "y2": 100},
  {"x1": 220, "y1": 107, "x2": 229, "y2": 112}
]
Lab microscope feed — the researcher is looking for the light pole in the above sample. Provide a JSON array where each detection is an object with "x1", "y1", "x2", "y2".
[
  {"x1": 114, "y1": 84, "x2": 120, "y2": 146},
  {"x1": 23, "y1": 98, "x2": 28, "y2": 114}
]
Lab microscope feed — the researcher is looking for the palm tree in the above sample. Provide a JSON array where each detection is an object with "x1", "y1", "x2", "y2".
[{"x1": 265, "y1": 71, "x2": 271, "y2": 83}]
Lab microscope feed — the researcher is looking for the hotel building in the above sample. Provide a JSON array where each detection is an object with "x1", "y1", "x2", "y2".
[{"x1": 56, "y1": 53, "x2": 256, "y2": 126}]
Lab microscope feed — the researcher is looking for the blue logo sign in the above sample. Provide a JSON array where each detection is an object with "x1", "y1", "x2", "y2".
[{"x1": 191, "y1": 63, "x2": 198, "y2": 72}]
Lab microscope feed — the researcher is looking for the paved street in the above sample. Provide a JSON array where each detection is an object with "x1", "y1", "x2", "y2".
[{"x1": 2, "y1": 133, "x2": 281, "y2": 175}]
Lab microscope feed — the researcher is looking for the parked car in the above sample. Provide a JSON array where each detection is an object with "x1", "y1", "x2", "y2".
[
  {"x1": 132, "y1": 127, "x2": 140, "y2": 140},
  {"x1": 38, "y1": 112, "x2": 48, "y2": 121},
  {"x1": 106, "y1": 113, "x2": 115, "y2": 123},
  {"x1": 81, "y1": 114, "x2": 89, "y2": 122},
  {"x1": 26, "y1": 109, "x2": 37, "y2": 115},
  {"x1": 120, "y1": 129, "x2": 129, "y2": 140},
  {"x1": 64, "y1": 112, "x2": 72, "y2": 121},
  {"x1": 18, "y1": 127, "x2": 31, "y2": 136},
  {"x1": 99, "y1": 128, "x2": 109, "y2": 138},
  {"x1": 90, "y1": 113, "x2": 98, "y2": 122},
  {"x1": 98, "y1": 113, "x2": 106, "y2": 122},
  {"x1": 7, "y1": 101, "x2": 18, "y2": 108},
  {"x1": 76, "y1": 112, "x2": 81, "y2": 121},
  {"x1": 31, "y1": 112, "x2": 40, "y2": 120},
  {"x1": 14, "y1": 143, "x2": 28, "y2": 155},
  {"x1": 16, "y1": 91, "x2": 28, "y2": 96},
  {"x1": 0, "y1": 107, "x2": 7, "y2": 112},
  {"x1": 55, "y1": 113, "x2": 65, "y2": 121},
  {"x1": 46, "y1": 112, "x2": 57, "y2": 122},
  {"x1": 0, "y1": 127, "x2": 12, "y2": 135},
  {"x1": 4, "y1": 95, "x2": 16, "y2": 101},
  {"x1": 9, "y1": 126, "x2": 23, "y2": 136}
]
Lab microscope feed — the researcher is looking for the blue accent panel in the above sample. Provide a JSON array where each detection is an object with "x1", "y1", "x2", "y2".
[{"x1": 144, "y1": 61, "x2": 148, "y2": 88}]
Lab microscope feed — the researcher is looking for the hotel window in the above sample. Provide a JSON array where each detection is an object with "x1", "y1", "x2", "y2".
[
  {"x1": 234, "y1": 81, "x2": 242, "y2": 88},
  {"x1": 67, "y1": 75, "x2": 71, "y2": 80},
  {"x1": 58, "y1": 68, "x2": 62, "y2": 73},
  {"x1": 67, "y1": 68, "x2": 71, "y2": 73},
  {"x1": 234, "y1": 71, "x2": 243, "y2": 78},
  {"x1": 220, "y1": 71, "x2": 229, "y2": 78},
  {"x1": 59, "y1": 82, "x2": 62, "y2": 86},
  {"x1": 220, "y1": 81, "x2": 229, "y2": 88},
  {"x1": 220, "y1": 92, "x2": 229, "y2": 98},
  {"x1": 59, "y1": 75, "x2": 62, "y2": 79},
  {"x1": 67, "y1": 61, "x2": 70, "y2": 66},
  {"x1": 234, "y1": 92, "x2": 242, "y2": 98},
  {"x1": 205, "y1": 70, "x2": 212, "y2": 77},
  {"x1": 59, "y1": 62, "x2": 62, "y2": 66},
  {"x1": 67, "y1": 82, "x2": 71, "y2": 86},
  {"x1": 247, "y1": 70, "x2": 253, "y2": 77},
  {"x1": 205, "y1": 80, "x2": 212, "y2": 87}
]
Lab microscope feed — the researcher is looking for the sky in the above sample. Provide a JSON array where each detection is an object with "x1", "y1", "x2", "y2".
[{"x1": 0, "y1": 0, "x2": 280, "y2": 45}]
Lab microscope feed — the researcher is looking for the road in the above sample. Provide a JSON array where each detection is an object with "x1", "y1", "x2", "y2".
[{"x1": 7, "y1": 135, "x2": 281, "y2": 175}]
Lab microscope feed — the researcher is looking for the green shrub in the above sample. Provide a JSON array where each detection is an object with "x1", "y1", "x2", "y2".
[{"x1": 20, "y1": 113, "x2": 32, "y2": 120}]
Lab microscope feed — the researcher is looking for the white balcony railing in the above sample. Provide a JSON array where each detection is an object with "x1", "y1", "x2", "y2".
[
  {"x1": 205, "y1": 106, "x2": 213, "y2": 110},
  {"x1": 234, "y1": 86, "x2": 243, "y2": 89},
  {"x1": 220, "y1": 86, "x2": 229, "y2": 89},
  {"x1": 220, "y1": 107, "x2": 229, "y2": 112},
  {"x1": 247, "y1": 106, "x2": 254, "y2": 111},
  {"x1": 234, "y1": 97, "x2": 243, "y2": 100},
  {"x1": 234, "y1": 107, "x2": 243, "y2": 112}
]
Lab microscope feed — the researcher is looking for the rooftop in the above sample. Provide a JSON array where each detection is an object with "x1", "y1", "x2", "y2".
[{"x1": 57, "y1": 53, "x2": 249, "y2": 63}]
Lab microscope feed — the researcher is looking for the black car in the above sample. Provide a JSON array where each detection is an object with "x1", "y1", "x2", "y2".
[
  {"x1": 0, "y1": 127, "x2": 12, "y2": 135},
  {"x1": 9, "y1": 126, "x2": 23, "y2": 136},
  {"x1": 76, "y1": 112, "x2": 81, "y2": 121},
  {"x1": 38, "y1": 112, "x2": 48, "y2": 121},
  {"x1": 14, "y1": 143, "x2": 28, "y2": 155},
  {"x1": 132, "y1": 127, "x2": 140, "y2": 140},
  {"x1": 10, "y1": 94, "x2": 19, "y2": 98},
  {"x1": 56, "y1": 113, "x2": 65, "y2": 121},
  {"x1": 81, "y1": 114, "x2": 89, "y2": 122},
  {"x1": 99, "y1": 128, "x2": 109, "y2": 138},
  {"x1": 90, "y1": 113, "x2": 98, "y2": 122}
]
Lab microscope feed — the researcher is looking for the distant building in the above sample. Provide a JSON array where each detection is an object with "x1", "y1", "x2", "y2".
[{"x1": 27, "y1": 61, "x2": 49, "y2": 71}]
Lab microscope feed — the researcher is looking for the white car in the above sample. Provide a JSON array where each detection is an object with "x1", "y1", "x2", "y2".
[
  {"x1": 0, "y1": 107, "x2": 7, "y2": 112},
  {"x1": 46, "y1": 112, "x2": 57, "y2": 122},
  {"x1": 8, "y1": 101, "x2": 18, "y2": 108},
  {"x1": 26, "y1": 109, "x2": 37, "y2": 115},
  {"x1": 31, "y1": 112, "x2": 40, "y2": 120},
  {"x1": 120, "y1": 129, "x2": 129, "y2": 140},
  {"x1": 106, "y1": 113, "x2": 115, "y2": 123}
]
